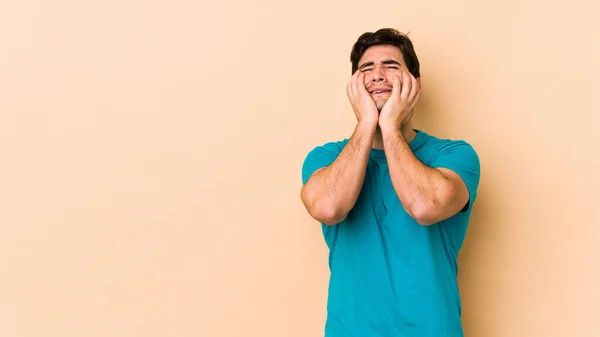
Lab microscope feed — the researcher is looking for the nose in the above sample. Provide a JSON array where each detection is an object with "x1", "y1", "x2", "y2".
[{"x1": 370, "y1": 65, "x2": 385, "y2": 82}]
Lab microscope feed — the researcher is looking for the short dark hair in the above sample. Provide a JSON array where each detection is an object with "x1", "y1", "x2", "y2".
[{"x1": 350, "y1": 28, "x2": 421, "y2": 78}]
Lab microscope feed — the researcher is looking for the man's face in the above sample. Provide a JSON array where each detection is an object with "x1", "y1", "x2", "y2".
[{"x1": 357, "y1": 45, "x2": 407, "y2": 111}]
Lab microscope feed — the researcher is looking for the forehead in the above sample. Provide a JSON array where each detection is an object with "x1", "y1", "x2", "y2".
[{"x1": 358, "y1": 45, "x2": 405, "y2": 65}]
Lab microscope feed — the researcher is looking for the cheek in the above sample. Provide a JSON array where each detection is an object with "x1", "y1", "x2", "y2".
[
  {"x1": 385, "y1": 69, "x2": 401, "y2": 80},
  {"x1": 364, "y1": 70, "x2": 399, "y2": 84},
  {"x1": 362, "y1": 74, "x2": 372, "y2": 85}
]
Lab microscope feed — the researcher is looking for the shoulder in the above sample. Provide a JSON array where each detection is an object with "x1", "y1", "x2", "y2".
[
  {"x1": 420, "y1": 132, "x2": 480, "y2": 167},
  {"x1": 301, "y1": 139, "x2": 349, "y2": 184},
  {"x1": 420, "y1": 132, "x2": 482, "y2": 211},
  {"x1": 305, "y1": 139, "x2": 349, "y2": 156},
  {"x1": 425, "y1": 132, "x2": 482, "y2": 196}
]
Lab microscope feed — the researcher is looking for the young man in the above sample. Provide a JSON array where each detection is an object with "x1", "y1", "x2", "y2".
[{"x1": 300, "y1": 28, "x2": 481, "y2": 337}]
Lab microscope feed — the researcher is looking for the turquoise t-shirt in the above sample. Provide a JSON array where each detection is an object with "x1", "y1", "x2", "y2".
[{"x1": 301, "y1": 129, "x2": 481, "y2": 337}]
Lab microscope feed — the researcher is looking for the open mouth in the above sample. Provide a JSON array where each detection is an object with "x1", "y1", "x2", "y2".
[{"x1": 371, "y1": 90, "x2": 391, "y2": 94}]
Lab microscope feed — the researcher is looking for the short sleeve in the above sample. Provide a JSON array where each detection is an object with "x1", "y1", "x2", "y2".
[
  {"x1": 301, "y1": 141, "x2": 346, "y2": 185},
  {"x1": 429, "y1": 140, "x2": 481, "y2": 212}
]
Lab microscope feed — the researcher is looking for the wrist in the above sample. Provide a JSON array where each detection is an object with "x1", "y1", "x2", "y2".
[
  {"x1": 357, "y1": 119, "x2": 379, "y2": 132},
  {"x1": 378, "y1": 122, "x2": 401, "y2": 136}
]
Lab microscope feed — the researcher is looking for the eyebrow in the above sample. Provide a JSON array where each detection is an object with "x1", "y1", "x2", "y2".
[{"x1": 359, "y1": 59, "x2": 402, "y2": 69}]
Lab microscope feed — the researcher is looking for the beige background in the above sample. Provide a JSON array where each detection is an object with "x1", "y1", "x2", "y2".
[{"x1": 1, "y1": 0, "x2": 598, "y2": 336}]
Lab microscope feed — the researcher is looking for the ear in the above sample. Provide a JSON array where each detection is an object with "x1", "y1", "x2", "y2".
[{"x1": 417, "y1": 77, "x2": 422, "y2": 90}]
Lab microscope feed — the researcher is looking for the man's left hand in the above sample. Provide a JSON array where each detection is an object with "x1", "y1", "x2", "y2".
[{"x1": 379, "y1": 71, "x2": 421, "y2": 132}]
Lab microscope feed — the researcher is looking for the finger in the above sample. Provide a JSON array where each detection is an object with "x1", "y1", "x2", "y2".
[
  {"x1": 358, "y1": 72, "x2": 371, "y2": 101},
  {"x1": 400, "y1": 71, "x2": 411, "y2": 101},
  {"x1": 412, "y1": 86, "x2": 421, "y2": 109},
  {"x1": 407, "y1": 74, "x2": 417, "y2": 102},
  {"x1": 391, "y1": 75, "x2": 401, "y2": 98},
  {"x1": 347, "y1": 75, "x2": 352, "y2": 97},
  {"x1": 355, "y1": 70, "x2": 363, "y2": 93},
  {"x1": 349, "y1": 70, "x2": 358, "y2": 98},
  {"x1": 348, "y1": 70, "x2": 358, "y2": 93},
  {"x1": 393, "y1": 74, "x2": 402, "y2": 99},
  {"x1": 358, "y1": 71, "x2": 369, "y2": 95}
]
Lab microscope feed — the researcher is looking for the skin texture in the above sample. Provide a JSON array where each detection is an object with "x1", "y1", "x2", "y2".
[{"x1": 301, "y1": 45, "x2": 470, "y2": 226}]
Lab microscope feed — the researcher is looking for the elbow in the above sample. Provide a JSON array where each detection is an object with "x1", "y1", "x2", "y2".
[
  {"x1": 411, "y1": 211, "x2": 437, "y2": 226},
  {"x1": 408, "y1": 182, "x2": 457, "y2": 226},
  {"x1": 414, "y1": 216, "x2": 437, "y2": 227},
  {"x1": 408, "y1": 200, "x2": 441, "y2": 226},
  {"x1": 409, "y1": 194, "x2": 458, "y2": 226},
  {"x1": 310, "y1": 200, "x2": 347, "y2": 226},
  {"x1": 301, "y1": 187, "x2": 346, "y2": 226}
]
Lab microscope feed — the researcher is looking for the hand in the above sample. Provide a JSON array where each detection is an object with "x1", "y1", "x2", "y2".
[
  {"x1": 347, "y1": 70, "x2": 379, "y2": 126},
  {"x1": 379, "y1": 71, "x2": 420, "y2": 131}
]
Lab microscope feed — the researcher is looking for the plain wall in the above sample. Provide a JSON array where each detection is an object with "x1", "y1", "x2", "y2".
[{"x1": 1, "y1": 0, "x2": 598, "y2": 336}]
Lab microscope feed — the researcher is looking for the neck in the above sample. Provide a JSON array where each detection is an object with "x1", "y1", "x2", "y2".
[{"x1": 371, "y1": 121, "x2": 416, "y2": 149}]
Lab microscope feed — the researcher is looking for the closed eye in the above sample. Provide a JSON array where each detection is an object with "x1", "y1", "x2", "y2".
[
  {"x1": 358, "y1": 59, "x2": 402, "y2": 71},
  {"x1": 382, "y1": 60, "x2": 402, "y2": 68},
  {"x1": 361, "y1": 66, "x2": 397, "y2": 71}
]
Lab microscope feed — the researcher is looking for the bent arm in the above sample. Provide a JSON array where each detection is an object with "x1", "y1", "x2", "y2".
[
  {"x1": 381, "y1": 128, "x2": 471, "y2": 226},
  {"x1": 301, "y1": 122, "x2": 376, "y2": 226}
]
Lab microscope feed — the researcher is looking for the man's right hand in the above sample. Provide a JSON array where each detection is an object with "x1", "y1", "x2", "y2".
[{"x1": 346, "y1": 70, "x2": 379, "y2": 126}]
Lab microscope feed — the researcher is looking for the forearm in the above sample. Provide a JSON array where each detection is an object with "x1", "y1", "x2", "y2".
[
  {"x1": 301, "y1": 121, "x2": 377, "y2": 225},
  {"x1": 381, "y1": 128, "x2": 450, "y2": 224}
]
